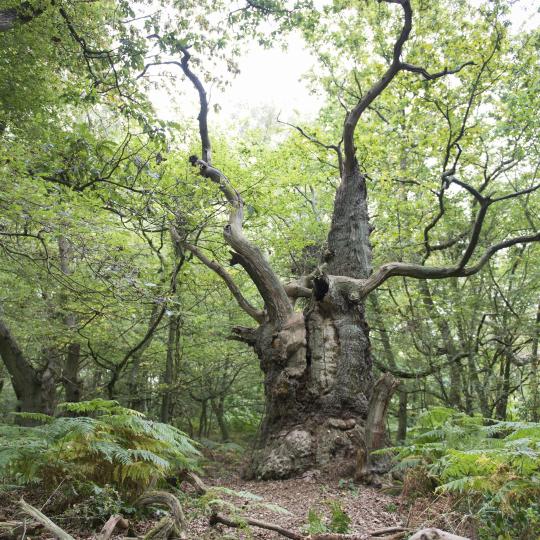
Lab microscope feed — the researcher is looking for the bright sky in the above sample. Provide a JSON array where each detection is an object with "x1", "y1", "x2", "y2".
[
  {"x1": 152, "y1": 1, "x2": 539, "y2": 129},
  {"x1": 215, "y1": 33, "x2": 322, "y2": 123}
]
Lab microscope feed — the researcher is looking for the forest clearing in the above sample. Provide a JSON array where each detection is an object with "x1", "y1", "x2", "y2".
[{"x1": 0, "y1": 0, "x2": 538, "y2": 538}]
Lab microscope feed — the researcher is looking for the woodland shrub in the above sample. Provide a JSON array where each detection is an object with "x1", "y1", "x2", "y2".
[
  {"x1": 382, "y1": 407, "x2": 540, "y2": 540},
  {"x1": 0, "y1": 399, "x2": 199, "y2": 495}
]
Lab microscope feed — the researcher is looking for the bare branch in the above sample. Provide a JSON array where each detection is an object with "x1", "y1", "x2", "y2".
[
  {"x1": 181, "y1": 50, "x2": 293, "y2": 324},
  {"x1": 375, "y1": 352, "x2": 469, "y2": 379},
  {"x1": 362, "y1": 231, "x2": 539, "y2": 296},
  {"x1": 491, "y1": 182, "x2": 540, "y2": 203},
  {"x1": 182, "y1": 242, "x2": 264, "y2": 323},
  {"x1": 400, "y1": 61, "x2": 475, "y2": 80},
  {"x1": 343, "y1": 0, "x2": 412, "y2": 170}
]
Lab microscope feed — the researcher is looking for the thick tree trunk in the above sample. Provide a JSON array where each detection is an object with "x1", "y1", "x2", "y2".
[
  {"x1": 246, "y1": 166, "x2": 376, "y2": 479},
  {"x1": 0, "y1": 318, "x2": 56, "y2": 420}
]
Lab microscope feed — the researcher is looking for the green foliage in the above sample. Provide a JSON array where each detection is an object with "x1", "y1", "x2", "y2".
[
  {"x1": 303, "y1": 500, "x2": 351, "y2": 535},
  {"x1": 62, "y1": 484, "x2": 137, "y2": 525},
  {"x1": 386, "y1": 408, "x2": 540, "y2": 539},
  {"x1": 305, "y1": 508, "x2": 327, "y2": 535},
  {"x1": 0, "y1": 400, "x2": 199, "y2": 494},
  {"x1": 327, "y1": 500, "x2": 351, "y2": 533}
]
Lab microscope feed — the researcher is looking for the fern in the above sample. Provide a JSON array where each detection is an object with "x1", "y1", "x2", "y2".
[
  {"x1": 0, "y1": 399, "x2": 200, "y2": 494},
  {"x1": 392, "y1": 408, "x2": 540, "y2": 539}
]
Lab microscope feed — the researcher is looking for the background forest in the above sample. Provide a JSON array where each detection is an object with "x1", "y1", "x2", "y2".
[{"x1": 0, "y1": 0, "x2": 538, "y2": 539}]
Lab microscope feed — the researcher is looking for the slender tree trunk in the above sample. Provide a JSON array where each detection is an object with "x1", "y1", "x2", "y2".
[
  {"x1": 397, "y1": 390, "x2": 408, "y2": 443},
  {"x1": 198, "y1": 400, "x2": 207, "y2": 439},
  {"x1": 495, "y1": 353, "x2": 511, "y2": 420},
  {"x1": 418, "y1": 280, "x2": 462, "y2": 409},
  {"x1": 369, "y1": 294, "x2": 408, "y2": 444},
  {"x1": 58, "y1": 235, "x2": 82, "y2": 403},
  {"x1": 127, "y1": 303, "x2": 160, "y2": 409},
  {"x1": 160, "y1": 315, "x2": 178, "y2": 423},
  {"x1": 530, "y1": 300, "x2": 540, "y2": 421},
  {"x1": 63, "y1": 343, "x2": 81, "y2": 403},
  {"x1": 211, "y1": 396, "x2": 230, "y2": 442}
]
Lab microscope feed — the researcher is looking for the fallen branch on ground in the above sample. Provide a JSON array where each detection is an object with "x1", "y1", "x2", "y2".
[
  {"x1": 0, "y1": 518, "x2": 43, "y2": 539},
  {"x1": 97, "y1": 514, "x2": 129, "y2": 540},
  {"x1": 211, "y1": 510, "x2": 470, "y2": 540},
  {"x1": 408, "y1": 529, "x2": 470, "y2": 540},
  {"x1": 18, "y1": 499, "x2": 75, "y2": 540}
]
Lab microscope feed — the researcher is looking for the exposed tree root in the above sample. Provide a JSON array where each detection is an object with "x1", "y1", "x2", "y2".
[
  {"x1": 210, "y1": 512, "x2": 305, "y2": 540},
  {"x1": 210, "y1": 509, "x2": 469, "y2": 540},
  {"x1": 136, "y1": 490, "x2": 186, "y2": 540},
  {"x1": 408, "y1": 529, "x2": 470, "y2": 540},
  {"x1": 178, "y1": 470, "x2": 208, "y2": 495},
  {"x1": 13, "y1": 478, "x2": 469, "y2": 540}
]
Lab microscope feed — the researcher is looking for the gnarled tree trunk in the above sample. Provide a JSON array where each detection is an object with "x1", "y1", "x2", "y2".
[
  {"x1": 244, "y1": 165, "x2": 377, "y2": 479},
  {"x1": 178, "y1": 0, "x2": 538, "y2": 480}
]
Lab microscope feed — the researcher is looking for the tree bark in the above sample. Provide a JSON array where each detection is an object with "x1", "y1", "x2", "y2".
[
  {"x1": 245, "y1": 165, "x2": 377, "y2": 479},
  {"x1": 0, "y1": 317, "x2": 52, "y2": 419},
  {"x1": 418, "y1": 280, "x2": 462, "y2": 409},
  {"x1": 530, "y1": 300, "x2": 540, "y2": 421},
  {"x1": 58, "y1": 235, "x2": 83, "y2": 403},
  {"x1": 211, "y1": 396, "x2": 230, "y2": 442},
  {"x1": 160, "y1": 315, "x2": 179, "y2": 423}
]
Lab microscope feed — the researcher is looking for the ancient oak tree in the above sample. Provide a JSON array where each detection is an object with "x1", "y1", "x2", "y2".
[{"x1": 176, "y1": 0, "x2": 539, "y2": 479}]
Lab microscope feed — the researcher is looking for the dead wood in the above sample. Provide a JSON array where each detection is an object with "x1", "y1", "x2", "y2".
[
  {"x1": 211, "y1": 509, "x2": 466, "y2": 540},
  {"x1": 136, "y1": 490, "x2": 186, "y2": 540},
  {"x1": 97, "y1": 514, "x2": 129, "y2": 540},
  {"x1": 18, "y1": 499, "x2": 75, "y2": 540},
  {"x1": 0, "y1": 519, "x2": 43, "y2": 539},
  {"x1": 369, "y1": 527, "x2": 410, "y2": 537},
  {"x1": 178, "y1": 470, "x2": 208, "y2": 495},
  {"x1": 408, "y1": 529, "x2": 470, "y2": 540},
  {"x1": 210, "y1": 512, "x2": 304, "y2": 540}
]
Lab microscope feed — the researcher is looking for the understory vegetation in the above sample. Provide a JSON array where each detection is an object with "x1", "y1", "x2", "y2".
[
  {"x1": 385, "y1": 408, "x2": 540, "y2": 539},
  {"x1": 0, "y1": 400, "x2": 200, "y2": 493}
]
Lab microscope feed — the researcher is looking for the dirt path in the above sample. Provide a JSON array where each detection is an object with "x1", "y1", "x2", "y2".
[{"x1": 187, "y1": 472, "x2": 406, "y2": 539}]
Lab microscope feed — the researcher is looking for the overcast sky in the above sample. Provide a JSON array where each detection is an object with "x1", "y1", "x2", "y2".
[{"x1": 152, "y1": 1, "x2": 539, "y2": 129}]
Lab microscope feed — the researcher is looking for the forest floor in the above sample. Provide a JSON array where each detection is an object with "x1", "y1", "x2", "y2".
[
  {"x1": 187, "y1": 471, "x2": 406, "y2": 539},
  {"x1": 0, "y1": 450, "x2": 470, "y2": 539}
]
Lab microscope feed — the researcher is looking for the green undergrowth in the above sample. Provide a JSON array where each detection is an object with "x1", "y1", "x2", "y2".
[
  {"x1": 303, "y1": 500, "x2": 351, "y2": 535},
  {"x1": 0, "y1": 399, "x2": 200, "y2": 496},
  {"x1": 379, "y1": 407, "x2": 540, "y2": 539}
]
